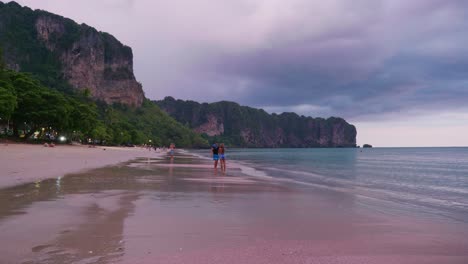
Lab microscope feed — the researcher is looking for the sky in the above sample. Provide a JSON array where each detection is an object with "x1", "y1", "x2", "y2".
[{"x1": 11, "y1": 0, "x2": 468, "y2": 147}]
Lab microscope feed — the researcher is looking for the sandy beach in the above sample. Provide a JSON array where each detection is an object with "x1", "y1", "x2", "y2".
[
  {"x1": 0, "y1": 148, "x2": 467, "y2": 264},
  {"x1": 0, "y1": 144, "x2": 163, "y2": 188}
]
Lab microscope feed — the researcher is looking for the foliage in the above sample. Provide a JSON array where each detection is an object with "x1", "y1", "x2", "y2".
[
  {"x1": 102, "y1": 32, "x2": 133, "y2": 63},
  {"x1": 97, "y1": 99, "x2": 207, "y2": 146},
  {"x1": 0, "y1": 69, "x2": 95, "y2": 137},
  {"x1": 0, "y1": 2, "x2": 74, "y2": 93},
  {"x1": 0, "y1": 3, "x2": 115, "y2": 94},
  {"x1": 0, "y1": 66, "x2": 206, "y2": 146},
  {"x1": 67, "y1": 98, "x2": 98, "y2": 135},
  {"x1": 0, "y1": 60, "x2": 17, "y2": 120},
  {"x1": 0, "y1": 85, "x2": 17, "y2": 120}
]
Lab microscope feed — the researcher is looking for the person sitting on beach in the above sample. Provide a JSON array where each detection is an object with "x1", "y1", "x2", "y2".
[
  {"x1": 211, "y1": 142, "x2": 219, "y2": 169},
  {"x1": 219, "y1": 143, "x2": 226, "y2": 171}
]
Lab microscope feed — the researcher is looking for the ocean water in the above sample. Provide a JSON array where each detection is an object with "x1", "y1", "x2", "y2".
[{"x1": 193, "y1": 147, "x2": 468, "y2": 223}]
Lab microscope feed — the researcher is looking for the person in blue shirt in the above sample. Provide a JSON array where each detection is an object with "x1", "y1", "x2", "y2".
[{"x1": 211, "y1": 143, "x2": 219, "y2": 169}]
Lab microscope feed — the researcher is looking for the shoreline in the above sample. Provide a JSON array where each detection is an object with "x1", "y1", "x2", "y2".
[{"x1": 0, "y1": 143, "x2": 164, "y2": 189}]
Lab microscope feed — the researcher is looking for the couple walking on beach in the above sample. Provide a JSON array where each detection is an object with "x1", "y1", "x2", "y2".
[{"x1": 211, "y1": 143, "x2": 226, "y2": 171}]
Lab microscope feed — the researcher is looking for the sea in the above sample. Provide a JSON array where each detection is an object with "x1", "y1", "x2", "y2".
[{"x1": 192, "y1": 147, "x2": 468, "y2": 223}]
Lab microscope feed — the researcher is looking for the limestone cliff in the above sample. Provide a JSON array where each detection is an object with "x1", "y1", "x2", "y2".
[
  {"x1": 0, "y1": 1, "x2": 144, "y2": 106},
  {"x1": 155, "y1": 97, "x2": 357, "y2": 148}
]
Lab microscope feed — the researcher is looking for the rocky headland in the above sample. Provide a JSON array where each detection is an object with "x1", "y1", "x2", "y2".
[
  {"x1": 0, "y1": 1, "x2": 144, "y2": 106},
  {"x1": 156, "y1": 97, "x2": 357, "y2": 148}
]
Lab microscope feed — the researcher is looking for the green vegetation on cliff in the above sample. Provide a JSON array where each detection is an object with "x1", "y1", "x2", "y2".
[
  {"x1": 0, "y1": 1, "x2": 144, "y2": 104},
  {"x1": 0, "y1": 67, "x2": 97, "y2": 136},
  {"x1": 0, "y1": 55, "x2": 206, "y2": 147},
  {"x1": 155, "y1": 97, "x2": 357, "y2": 148},
  {"x1": 94, "y1": 100, "x2": 206, "y2": 147},
  {"x1": 0, "y1": 1, "x2": 74, "y2": 93},
  {"x1": 0, "y1": 1, "x2": 206, "y2": 147}
]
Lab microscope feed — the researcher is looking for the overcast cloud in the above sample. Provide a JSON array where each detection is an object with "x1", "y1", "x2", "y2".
[{"x1": 11, "y1": 0, "x2": 468, "y2": 146}]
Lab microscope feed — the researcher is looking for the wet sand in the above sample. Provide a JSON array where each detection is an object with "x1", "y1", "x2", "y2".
[
  {"x1": 0, "y1": 144, "x2": 162, "y2": 188},
  {"x1": 0, "y1": 152, "x2": 467, "y2": 264}
]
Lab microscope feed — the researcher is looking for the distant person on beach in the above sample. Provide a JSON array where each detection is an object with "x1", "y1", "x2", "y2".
[
  {"x1": 169, "y1": 143, "x2": 175, "y2": 157},
  {"x1": 219, "y1": 143, "x2": 226, "y2": 171},
  {"x1": 211, "y1": 142, "x2": 219, "y2": 169}
]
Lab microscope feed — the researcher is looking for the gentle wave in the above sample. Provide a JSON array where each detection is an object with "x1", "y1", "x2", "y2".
[{"x1": 189, "y1": 148, "x2": 468, "y2": 220}]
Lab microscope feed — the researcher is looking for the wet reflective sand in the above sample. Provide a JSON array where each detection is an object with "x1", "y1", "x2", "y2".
[{"x1": 0, "y1": 153, "x2": 467, "y2": 264}]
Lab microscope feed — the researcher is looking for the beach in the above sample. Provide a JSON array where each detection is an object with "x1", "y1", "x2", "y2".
[
  {"x1": 0, "y1": 144, "x2": 163, "y2": 188},
  {"x1": 0, "y1": 146, "x2": 467, "y2": 263}
]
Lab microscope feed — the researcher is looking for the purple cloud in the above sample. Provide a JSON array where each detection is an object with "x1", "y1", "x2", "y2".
[{"x1": 10, "y1": 0, "x2": 468, "y2": 120}]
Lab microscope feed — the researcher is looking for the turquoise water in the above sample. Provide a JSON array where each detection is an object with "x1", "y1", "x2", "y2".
[{"x1": 194, "y1": 148, "x2": 468, "y2": 222}]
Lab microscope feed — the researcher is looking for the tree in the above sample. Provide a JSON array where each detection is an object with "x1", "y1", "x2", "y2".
[
  {"x1": 11, "y1": 75, "x2": 71, "y2": 138},
  {"x1": 0, "y1": 70, "x2": 17, "y2": 120},
  {"x1": 67, "y1": 98, "x2": 98, "y2": 135},
  {"x1": 0, "y1": 67, "x2": 17, "y2": 132},
  {"x1": 0, "y1": 86, "x2": 16, "y2": 121},
  {"x1": 90, "y1": 123, "x2": 111, "y2": 144}
]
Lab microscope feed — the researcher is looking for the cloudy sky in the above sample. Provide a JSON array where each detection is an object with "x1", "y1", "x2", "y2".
[{"x1": 12, "y1": 0, "x2": 468, "y2": 146}]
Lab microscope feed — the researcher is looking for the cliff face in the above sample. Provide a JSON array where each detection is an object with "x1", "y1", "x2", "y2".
[
  {"x1": 156, "y1": 97, "x2": 357, "y2": 148},
  {"x1": 0, "y1": 1, "x2": 144, "y2": 106}
]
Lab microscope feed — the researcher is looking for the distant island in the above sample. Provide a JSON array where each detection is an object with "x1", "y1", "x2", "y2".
[
  {"x1": 363, "y1": 144, "x2": 373, "y2": 148},
  {"x1": 0, "y1": 1, "x2": 356, "y2": 148}
]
